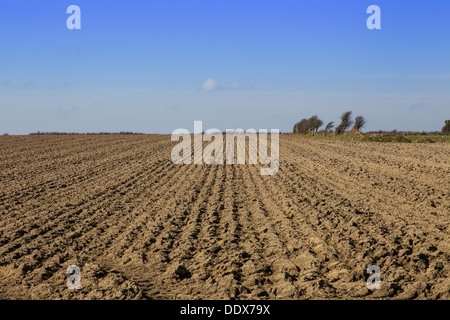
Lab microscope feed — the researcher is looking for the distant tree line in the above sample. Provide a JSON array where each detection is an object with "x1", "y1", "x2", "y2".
[
  {"x1": 293, "y1": 113, "x2": 449, "y2": 135},
  {"x1": 293, "y1": 111, "x2": 366, "y2": 135},
  {"x1": 29, "y1": 131, "x2": 143, "y2": 135}
]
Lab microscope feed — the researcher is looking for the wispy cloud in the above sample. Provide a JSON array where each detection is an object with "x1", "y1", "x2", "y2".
[
  {"x1": 409, "y1": 73, "x2": 450, "y2": 80},
  {"x1": 201, "y1": 78, "x2": 242, "y2": 91},
  {"x1": 4, "y1": 78, "x2": 34, "y2": 88},
  {"x1": 169, "y1": 105, "x2": 182, "y2": 111},
  {"x1": 58, "y1": 105, "x2": 80, "y2": 116},
  {"x1": 409, "y1": 102, "x2": 426, "y2": 110}
]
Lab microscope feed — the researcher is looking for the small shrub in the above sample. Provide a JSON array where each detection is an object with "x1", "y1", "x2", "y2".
[
  {"x1": 416, "y1": 137, "x2": 435, "y2": 143},
  {"x1": 362, "y1": 133, "x2": 412, "y2": 143}
]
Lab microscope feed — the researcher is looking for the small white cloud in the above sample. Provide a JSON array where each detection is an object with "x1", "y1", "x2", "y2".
[
  {"x1": 201, "y1": 78, "x2": 242, "y2": 91},
  {"x1": 202, "y1": 78, "x2": 218, "y2": 91}
]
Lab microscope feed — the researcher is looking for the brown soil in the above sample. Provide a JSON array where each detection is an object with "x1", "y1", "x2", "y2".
[{"x1": 0, "y1": 135, "x2": 448, "y2": 300}]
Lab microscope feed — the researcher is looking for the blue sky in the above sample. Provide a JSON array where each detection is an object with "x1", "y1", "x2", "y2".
[{"x1": 1, "y1": 0, "x2": 449, "y2": 134}]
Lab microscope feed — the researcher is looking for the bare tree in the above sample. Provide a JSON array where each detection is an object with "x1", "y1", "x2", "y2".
[{"x1": 324, "y1": 121, "x2": 334, "y2": 136}]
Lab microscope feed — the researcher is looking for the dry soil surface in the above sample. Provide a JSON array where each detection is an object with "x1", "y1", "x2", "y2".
[{"x1": 0, "y1": 135, "x2": 448, "y2": 299}]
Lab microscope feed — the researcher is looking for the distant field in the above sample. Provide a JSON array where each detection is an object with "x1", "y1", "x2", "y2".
[
  {"x1": 0, "y1": 135, "x2": 448, "y2": 299},
  {"x1": 297, "y1": 132, "x2": 450, "y2": 143}
]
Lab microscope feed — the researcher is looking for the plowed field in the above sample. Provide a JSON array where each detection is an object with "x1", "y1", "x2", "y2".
[{"x1": 0, "y1": 135, "x2": 448, "y2": 299}]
